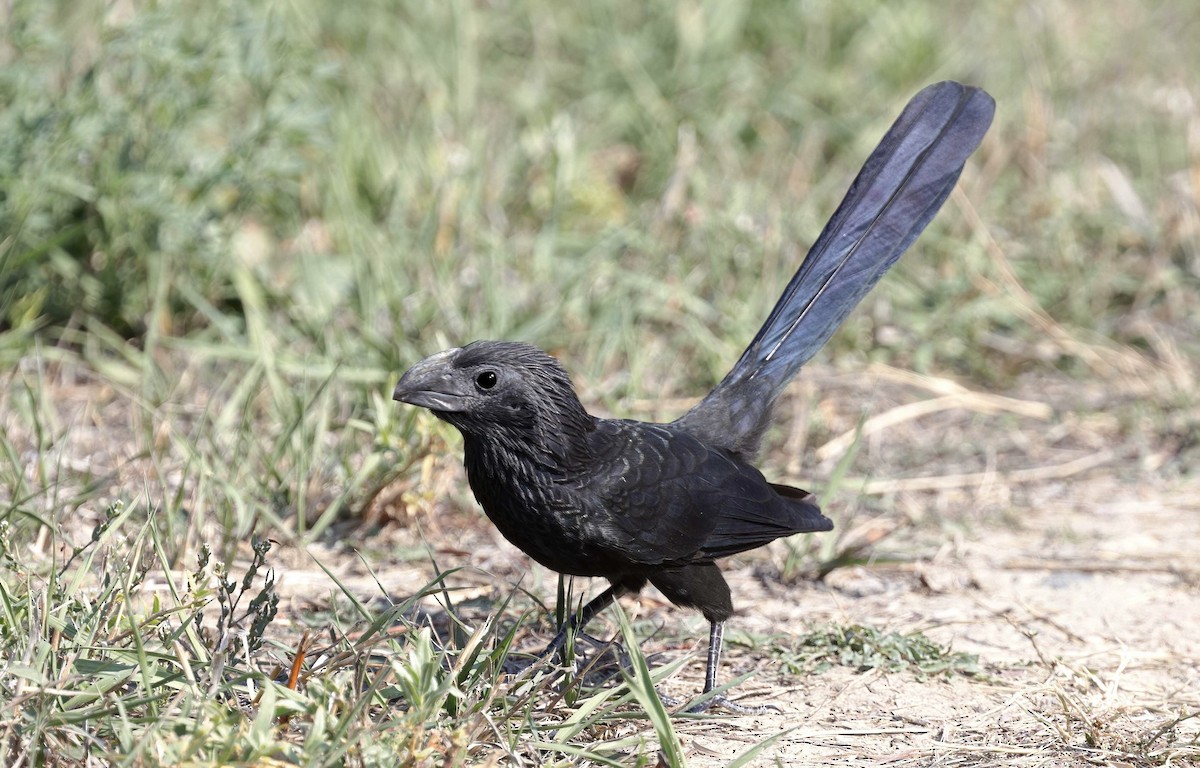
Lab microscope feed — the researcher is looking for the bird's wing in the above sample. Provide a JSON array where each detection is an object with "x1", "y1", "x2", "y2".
[
  {"x1": 699, "y1": 481, "x2": 830, "y2": 561},
  {"x1": 573, "y1": 421, "x2": 830, "y2": 566}
]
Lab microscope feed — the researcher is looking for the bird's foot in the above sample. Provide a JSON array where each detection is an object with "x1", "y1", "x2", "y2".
[
  {"x1": 684, "y1": 694, "x2": 781, "y2": 715},
  {"x1": 577, "y1": 632, "x2": 631, "y2": 667},
  {"x1": 656, "y1": 690, "x2": 685, "y2": 709},
  {"x1": 538, "y1": 630, "x2": 628, "y2": 666},
  {"x1": 535, "y1": 630, "x2": 632, "y2": 692},
  {"x1": 536, "y1": 627, "x2": 570, "y2": 664}
]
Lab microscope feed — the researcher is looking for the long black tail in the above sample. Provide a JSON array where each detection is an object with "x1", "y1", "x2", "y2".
[{"x1": 676, "y1": 81, "x2": 995, "y2": 459}]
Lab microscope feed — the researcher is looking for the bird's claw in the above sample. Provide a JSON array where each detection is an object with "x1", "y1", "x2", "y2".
[
  {"x1": 539, "y1": 631, "x2": 629, "y2": 668},
  {"x1": 684, "y1": 694, "x2": 781, "y2": 715}
]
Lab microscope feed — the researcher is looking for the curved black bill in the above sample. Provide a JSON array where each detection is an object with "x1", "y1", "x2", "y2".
[{"x1": 392, "y1": 347, "x2": 469, "y2": 413}]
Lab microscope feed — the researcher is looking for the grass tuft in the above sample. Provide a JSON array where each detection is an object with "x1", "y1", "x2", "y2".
[{"x1": 774, "y1": 623, "x2": 988, "y2": 679}]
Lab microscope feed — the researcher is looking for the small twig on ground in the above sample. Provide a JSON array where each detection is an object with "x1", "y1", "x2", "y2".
[
  {"x1": 817, "y1": 389, "x2": 1052, "y2": 464},
  {"x1": 848, "y1": 448, "x2": 1118, "y2": 495}
]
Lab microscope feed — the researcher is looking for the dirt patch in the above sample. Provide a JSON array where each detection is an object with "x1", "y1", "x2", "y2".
[
  {"x1": 271, "y1": 474, "x2": 1197, "y2": 765},
  {"x1": 290, "y1": 364, "x2": 1199, "y2": 766},
  {"x1": 646, "y1": 475, "x2": 1199, "y2": 766},
  {"x1": 277, "y1": 461, "x2": 1199, "y2": 765}
]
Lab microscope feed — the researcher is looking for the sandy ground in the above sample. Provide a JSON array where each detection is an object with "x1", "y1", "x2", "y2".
[
  {"x1": 279, "y1": 365, "x2": 1199, "y2": 766},
  {"x1": 282, "y1": 469, "x2": 1197, "y2": 767},
  {"x1": 656, "y1": 475, "x2": 1200, "y2": 766}
]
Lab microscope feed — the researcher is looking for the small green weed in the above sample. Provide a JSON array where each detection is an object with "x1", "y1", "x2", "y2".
[
  {"x1": 0, "y1": 503, "x2": 284, "y2": 764},
  {"x1": 776, "y1": 624, "x2": 987, "y2": 679}
]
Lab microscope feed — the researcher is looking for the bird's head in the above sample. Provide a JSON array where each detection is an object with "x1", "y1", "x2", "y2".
[{"x1": 393, "y1": 341, "x2": 594, "y2": 460}]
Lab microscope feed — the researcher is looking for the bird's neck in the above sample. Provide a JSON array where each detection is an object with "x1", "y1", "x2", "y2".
[
  {"x1": 487, "y1": 418, "x2": 594, "y2": 471},
  {"x1": 459, "y1": 402, "x2": 596, "y2": 480}
]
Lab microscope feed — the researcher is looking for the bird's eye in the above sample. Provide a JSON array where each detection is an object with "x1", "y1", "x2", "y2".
[{"x1": 475, "y1": 370, "x2": 498, "y2": 390}]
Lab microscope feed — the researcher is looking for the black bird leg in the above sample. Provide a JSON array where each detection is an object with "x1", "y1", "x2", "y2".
[
  {"x1": 538, "y1": 583, "x2": 625, "y2": 666},
  {"x1": 685, "y1": 621, "x2": 781, "y2": 714},
  {"x1": 703, "y1": 620, "x2": 725, "y2": 694}
]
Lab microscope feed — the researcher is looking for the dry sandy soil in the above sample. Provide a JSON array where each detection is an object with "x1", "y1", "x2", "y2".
[
  {"x1": 282, "y1": 364, "x2": 1199, "y2": 767},
  {"x1": 659, "y1": 475, "x2": 1200, "y2": 766}
]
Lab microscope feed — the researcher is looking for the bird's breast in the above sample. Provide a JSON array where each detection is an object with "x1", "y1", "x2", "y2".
[{"x1": 462, "y1": 439, "x2": 625, "y2": 577}]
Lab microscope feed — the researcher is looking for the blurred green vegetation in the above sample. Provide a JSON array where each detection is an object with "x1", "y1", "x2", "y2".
[
  {"x1": 1, "y1": 0, "x2": 1198, "y2": 763},
  {"x1": 0, "y1": 2, "x2": 332, "y2": 337},
  {"x1": 3, "y1": 1, "x2": 1195, "y2": 383}
]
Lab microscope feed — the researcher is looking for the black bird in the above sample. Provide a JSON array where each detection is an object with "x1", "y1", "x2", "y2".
[{"x1": 393, "y1": 81, "x2": 994, "y2": 711}]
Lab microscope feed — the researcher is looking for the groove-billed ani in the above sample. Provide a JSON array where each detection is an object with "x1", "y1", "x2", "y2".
[{"x1": 393, "y1": 81, "x2": 994, "y2": 711}]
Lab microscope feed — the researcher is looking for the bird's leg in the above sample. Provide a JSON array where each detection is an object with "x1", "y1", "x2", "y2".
[
  {"x1": 686, "y1": 620, "x2": 781, "y2": 714},
  {"x1": 538, "y1": 585, "x2": 621, "y2": 666},
  {"x1": 703, "y1": 620, "x2": 724, "y2": 693},
  {"x1": 684, "y1": 620, "x2": 725, "y2": 712}
]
